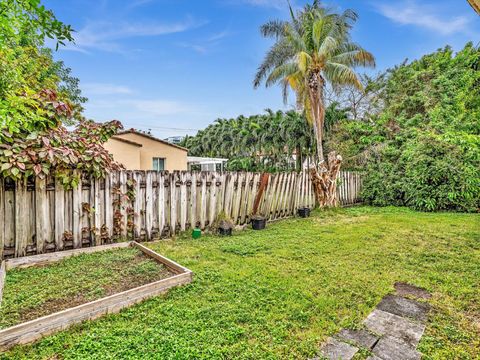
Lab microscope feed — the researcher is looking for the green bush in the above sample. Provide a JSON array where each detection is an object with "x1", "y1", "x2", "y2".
[
  {"x1": 362, "y1": 134, "x2": 480, "y2": 212},
  {"x1": 339, "y1": 43, "x2": 480, "y2": 212},
  {"x1": 402, "y1": 134, "x2": 479, "y2": 211}
]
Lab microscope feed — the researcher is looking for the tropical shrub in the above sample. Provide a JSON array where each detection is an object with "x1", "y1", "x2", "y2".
[
  {"x1": 332, "y1": 43, "x2": 480, "y2": 212},
  {"x1": 182, "y1": 105, "x2": 348, "y2": 173},
  {"x1": 181, "y1": 110, "x2": 317, "y2": 172},
  {"x1": 0, "y1": 0, "x2": 121, "y2": 186},
  {"x1": 402, "y1": 134, "x2": 479, "y2": 211}
]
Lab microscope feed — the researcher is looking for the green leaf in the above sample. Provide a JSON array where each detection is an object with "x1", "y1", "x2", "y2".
[
  {"x1": 1, "y1": 163, "x2": 12, "y2": 171},
  {"x1": 11, "y1": 167, "x2": 20, "y2": 177}
]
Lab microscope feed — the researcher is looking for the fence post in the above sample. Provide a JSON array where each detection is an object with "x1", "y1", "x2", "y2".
[
  {"x1": 35, "y1": 177, "x2": 49, "y2": 254},
  {"x1": 72, "y1": 172, "x2": 83, "y2": 249},
  {"x1": 252, "y1": 173, "x2": 269, "y2": 215},
  {"x1": 15, "y1": 180, "x2": 28, "y2": 257},
  {"x1": 145, "y1": 171, "x2": 154, "y2": 240}
]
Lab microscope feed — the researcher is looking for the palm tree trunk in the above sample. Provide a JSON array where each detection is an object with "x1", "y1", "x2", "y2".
[
  {"x1": 308, "y1": 72, "x2": 342, "y2": 208},
  {"x1": 296, "y1": 146, "x2": 302, "y2": 171},
  {"x1": 312, "y1": 120, "x2": 324, "y2": 163}
]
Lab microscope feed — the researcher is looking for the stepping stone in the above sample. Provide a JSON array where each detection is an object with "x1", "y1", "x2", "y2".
[
  {"x1": 336, "y1": 329, "x2": 379, "y2": 349},
  {"x1": 376, "y1": 295, "x2": 430, "y2": 322},
  {"x1": 318, "y1": 337, "x2": 358, "y2": 360},
  {"x1": 366, "y1": 356, "x2": 384, "y2": 360},
  {"x1": 394, "y1": 282, "x2": 431, "y2": 299},
  {"x1": 372, "y1": 335, "x2": 422, "y2": 360},
  {"x1": 364, "y1": 309, "x2": 425, "y2": 347}
]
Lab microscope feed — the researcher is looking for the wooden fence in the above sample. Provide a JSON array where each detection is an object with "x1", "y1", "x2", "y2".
[{"x1": 0, "y1": 170, "x2": 362, "y2": 260}]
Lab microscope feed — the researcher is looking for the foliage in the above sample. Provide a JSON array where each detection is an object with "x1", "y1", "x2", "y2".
[
  {"x1": 325, "y1": 73, "x2": 386, "y2": 122},
  {"x1": 181, "y1": 110, "x2": 317, "y2": 172},
  {"x1": 212, "y1": 210, "x2": 234, "y2": 231},
  {"x1": 0, "y1": 1, "x2": 118, "y2": 184},
  {"x1": 254, "y1": 0, "x2": 374, "y2": 160},
  {"x1": 2, "y1": 207, "x2": 478, "y2": 359},
  {"x1": 0, "y1": 39, "x2": 86, "y2": 134},
  {"x1": 327, "y1": 43, "x2": 480, "y2": 211},
  {"x1": 0, "y1": 0, "x2": 73, "y2": 48},
  {"x1": 181, "y1": 107, "x2": 347, "y2": 172},
  {"x1": 362, "y1": 133, "x2": 480, "y2": 212},
  {"x1": 0, "y1": 108, "x2": 123, "y2": 185}
]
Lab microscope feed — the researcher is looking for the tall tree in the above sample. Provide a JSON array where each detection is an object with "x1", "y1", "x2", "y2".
[
  {"x1": 0, "y1": 0, "x2": 73, "y2": 47},
  {"x1": 254, "y1": 1, "x2": 374, "y2": 206},
  {"x1": 0, "y1": 0, "x2": 120, "y2": 184},
  {"x1": 180, "y1": 110, "x2": 316, "y2": 172}
]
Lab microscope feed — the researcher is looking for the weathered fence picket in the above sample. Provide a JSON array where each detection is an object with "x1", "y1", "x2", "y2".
[{"x1": 0, "y1": 170, "x2": 362, "y2": 259}]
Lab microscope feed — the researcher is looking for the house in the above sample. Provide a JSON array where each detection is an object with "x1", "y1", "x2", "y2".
[
  {"x1": 164, "y1": 136, "x2": 185, "y2": 145},
  {"x1": 187, "y1": 156, "x2": 228, "y2": 171},
  {"x1": 104, "y1": 129, "x2": 188, "y2": 171}
]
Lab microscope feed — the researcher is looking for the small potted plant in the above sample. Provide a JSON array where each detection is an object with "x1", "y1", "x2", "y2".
[
  {"x1": 215, "y1": 211, "x2": 234, "y2": 236},
  {"x1": 297, "y1": 207, "x2": 311, "y2": 218},
  {"x1": 251, "y1": 213, "x2": 266, "y2": 230}
]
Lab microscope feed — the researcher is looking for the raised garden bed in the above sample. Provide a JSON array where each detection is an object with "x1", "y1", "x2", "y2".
[{"x1": 0, "y1": 241, "x2": 192, "y2": 350}]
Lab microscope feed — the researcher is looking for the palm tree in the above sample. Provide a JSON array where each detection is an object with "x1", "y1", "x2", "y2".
[{"x1": 254, "y1": 1, "x2": 374, "y2": 205}]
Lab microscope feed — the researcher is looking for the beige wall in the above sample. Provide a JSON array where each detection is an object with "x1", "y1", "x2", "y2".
[
  {"x1": 115, "y1": 133, "x2": 188, "y2": 171},
  {"x1": 104, "y1": 138, "x2": 141, "y2": 170}
]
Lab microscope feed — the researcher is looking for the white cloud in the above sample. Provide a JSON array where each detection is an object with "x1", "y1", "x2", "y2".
[
  {"x1": 207, "y1": 30, "x2": 230, "y2": 42},
  {"x1": 375, "y1": 1, "x2": 472, "y2": 35},
  {"x1": 82, "y1": 83, "x2": 133, "y2": 95},
  {"x1": 128, "y1": 0, "x2": 155, "y2": 8},
  {"x1": 242, "y1": 0, "x2": 289, "y2": 9},
  {"x1": 66, "y1": 16, "x2": 207, "y2": 53},
  {"x1": 177, "y1": 30, "x2": 230, "y2": 54},
  {"x1": 128, "y1": 99, "x2": 193, "y2": 116}
]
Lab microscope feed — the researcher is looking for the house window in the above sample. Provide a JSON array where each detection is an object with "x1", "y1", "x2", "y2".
[{"x1": 153, "y1": 157, "x2": 165, "y2": 171}]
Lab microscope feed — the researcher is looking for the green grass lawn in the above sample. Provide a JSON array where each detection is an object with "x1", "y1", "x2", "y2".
[
  {"x1": 0, "y1": 248, "x2": 172, "y2": 329},
  {"x1": 2, "y1": 207, "x2": 479, "y2": 359}
]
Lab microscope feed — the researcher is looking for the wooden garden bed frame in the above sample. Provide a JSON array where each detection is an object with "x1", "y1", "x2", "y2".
[{"x1": 0, "y1": 241, "x2": 193, "y2": 351}]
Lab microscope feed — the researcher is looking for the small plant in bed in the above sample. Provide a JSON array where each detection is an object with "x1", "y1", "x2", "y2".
[
  {"x1": 214, "y1": 211, "x2": 234, "y2": 236},
  {"x1": 0, "y1": 247, "x2": 174, "y2": 329}
]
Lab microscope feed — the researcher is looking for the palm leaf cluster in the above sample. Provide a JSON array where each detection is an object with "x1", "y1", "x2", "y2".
[{"x1": 180, "y1": 110, "x2": 317, "y2": 172}]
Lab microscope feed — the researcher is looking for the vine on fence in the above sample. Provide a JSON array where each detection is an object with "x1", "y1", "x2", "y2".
[
  {"x1": 0, "y1": 90, "x2": 124, "y2": 188},
  {"x1": 112, "y1": 177, "x2": 137, "y2": 240}
]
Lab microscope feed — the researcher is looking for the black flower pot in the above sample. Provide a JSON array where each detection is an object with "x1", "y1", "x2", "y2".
[
  {"x1": 251, "y1": 218, "x2": 266, "y2": 230},
  {"x1": 297, "y1": 207, "x2": 311, "y2": 218},
  {"x1": 218, "y1": 227, "x2": 232, "y2": 236}
]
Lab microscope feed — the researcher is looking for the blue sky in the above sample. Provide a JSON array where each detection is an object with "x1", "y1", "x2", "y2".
[{"x1": 44, "y1": 0, "x2": 479, "y2": 139}]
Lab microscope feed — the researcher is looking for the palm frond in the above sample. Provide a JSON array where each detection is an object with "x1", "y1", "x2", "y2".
[
  {"x1": 297, "y1": 51, "x2": 312, "y2": 73},
  {"x1": 331, "y1": 43, "x2": 375, "y2": 68},
  {"x1": 318, "y1": 34, "x2": 338, "y2": 58},
  {"x1": 282, "y1": 79, "x2": 290, "y2": 104},
  {"x1": 260, "y1": 20, "x2": 288, "y2": 39},
  {"x1": 339, "y1": 9, "x2": 358, "y2": 28},
  {"x1": 265, "y1": 62, "x2": 298, "y2": 87},
  {"x1": 254, "y1": 41, "x2": 294, "y2": 88},
  {"x1": 284, "y1": 23, "x2": 307, "y2": 53},
  {"x1": 312, "y1": 17, "x2": 326, "y2": 49},
  {"x1": 324, "y1": 62, "x2": 362, "y2": 89}
]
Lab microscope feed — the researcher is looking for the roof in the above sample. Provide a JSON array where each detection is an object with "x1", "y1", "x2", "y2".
[
  {"x1": 467, "y1": 0, "x2": 480, "y2": 14},
  {"x1": 116, "y1": 129, "x2": 188, "y2": 151},
  {"x1": 110, "y1": 136, "x2": 143, "y2": 147}
]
